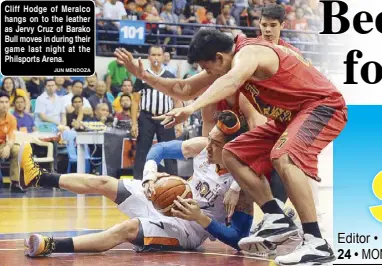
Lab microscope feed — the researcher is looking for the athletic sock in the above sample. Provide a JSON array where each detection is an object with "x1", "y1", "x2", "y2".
[
  {"x1": 38, "y1": 173, "x2": 61, "y2": 188},
  {"x1": 261, "y1": 199, "x2": 285, "y2": 215},
  {"x1": 302, "y1": 222, "x2": 322, "y2": 238},
  {"x1": 53, "y1": 238, "x2": 74, "y2": 253}
]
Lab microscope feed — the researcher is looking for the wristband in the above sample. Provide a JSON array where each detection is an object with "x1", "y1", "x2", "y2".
[
  {"x1": 230, "y1": 181, "x2": 241, "y2": 192},
  {"x1": 142, "y1": 160, "x2": 158, "y2": 185}
]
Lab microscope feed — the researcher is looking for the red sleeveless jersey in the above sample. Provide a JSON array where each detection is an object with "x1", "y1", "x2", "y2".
[
  {"x1": 234, "y1": 35, "x2": 345, "y2": 124},
  {"x1": 216, "y1": 90, "x2": 240, "y2": 113}
]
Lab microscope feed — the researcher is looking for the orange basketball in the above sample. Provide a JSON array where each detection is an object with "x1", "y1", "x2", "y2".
[{"x1": 151, "y1": 176, "x2": 193, "y2": 216}]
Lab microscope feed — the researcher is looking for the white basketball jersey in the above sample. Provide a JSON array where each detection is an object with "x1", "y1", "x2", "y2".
[{"x1": 188, "y1": 148, "x2": 234, "y2": 224}]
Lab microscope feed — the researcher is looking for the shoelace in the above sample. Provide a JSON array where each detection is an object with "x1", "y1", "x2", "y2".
[
  {"x1": 27, "y1": 154, "x2": 44, "y2": 186},
  {"x1": 287, "y1": 232, "x2": 305, "y2": 253},
  {"x1": 40, "y1": 237, "x2": 55, "y2": 256},
  {"x1": 250, "y1": 219, "x2": 265, "y2": 235}
]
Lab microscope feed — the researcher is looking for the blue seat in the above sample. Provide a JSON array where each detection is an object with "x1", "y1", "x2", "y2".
[
  {"x1": 106, "y1": 92, "x2": 115, "y2": 103},
  {"x1": 36, "y1": 122, "x2": 58, "y2": 133},
  {"x1": 30, "y1": 99, "x2": 36, "y2": 113},
  {"x1": 62, "y1": 130, "x2": 102, "y2": 174}
]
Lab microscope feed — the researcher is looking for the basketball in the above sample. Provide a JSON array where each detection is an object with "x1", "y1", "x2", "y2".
[{"x1": 151, "y1": 176, "x2": 193, "y2": 216}]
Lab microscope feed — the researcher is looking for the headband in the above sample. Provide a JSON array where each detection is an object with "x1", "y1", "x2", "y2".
[{"x1": 216, "y1": 110, "x2": 241, "y2": 135}]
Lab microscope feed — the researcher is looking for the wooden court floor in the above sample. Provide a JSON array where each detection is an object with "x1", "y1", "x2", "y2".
[{"x1": 0, "y1": 188, "x2": 277, "y2": 266}]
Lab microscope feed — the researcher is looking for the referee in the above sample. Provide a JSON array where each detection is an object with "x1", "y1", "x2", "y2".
[{"x1": 131, "y1": 45, "x2": 182, "y2": 180}]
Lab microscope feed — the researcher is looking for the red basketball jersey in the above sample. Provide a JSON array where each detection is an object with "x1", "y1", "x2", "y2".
[{"x1": 234, "y1": 35, "x2": 346, "y2": 124}]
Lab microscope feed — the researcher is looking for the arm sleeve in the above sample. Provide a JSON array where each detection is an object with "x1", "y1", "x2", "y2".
[
  {"x1": 205, "y1": 211, "x2": 253, "y2": 250},
  {"x1": 146, "y1": 140, "x2": 185, "y2": 164}
]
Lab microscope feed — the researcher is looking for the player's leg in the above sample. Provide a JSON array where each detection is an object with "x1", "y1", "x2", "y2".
[
  {"x1": 222, "y1": 121, "x2": 299, "y2": 252},
  {"x1": 155, "y1": 119, "x2": 178, "y2": 176},
  {"x1": 18, "y1": 142, "x2": 119, "y2": 201},
  {"x1": 18, "y1": 143, "x2": 149, "y2": 210},
  {"x1": 133, "y1": 112, "x2": 157, "y2": 180},
  {"x1": 272, "y1": 105, "x2": 347, "y2": 265},
  {"x1": 25, "y1": 219, "x2": 142, "y2": 257},
  {"x1": 134, "y1": 217, "x2": 203, "y2": 252}
]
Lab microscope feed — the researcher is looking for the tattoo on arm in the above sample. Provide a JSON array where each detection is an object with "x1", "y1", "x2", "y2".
[{"x1": 235, "y1": 191, "x2": 253, "y2": 215}]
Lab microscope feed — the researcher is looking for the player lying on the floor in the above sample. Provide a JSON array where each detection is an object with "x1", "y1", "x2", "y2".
[{"x1": 20, "y1": 110, "x2": 283, "y2": 257}]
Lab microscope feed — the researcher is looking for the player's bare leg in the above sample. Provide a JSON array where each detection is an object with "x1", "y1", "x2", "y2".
[
  {"x1": 273, "y1": 155, "x2": 317, "y2": 223},
  {"x1": 18, "y1": 143, "x2": 120, "y2": 202},
  {"x1": 222, "y1": 150, "x2": 273, "y2": 206},
  {"x1": 272, "y1": 154, "x2": 335, "y2": 264},
  {"x1": 25, "y1": 219, "x2": 141, "y2": 256},
  {"x1": 57, "y1": 174, "x2": 119, "y2": 202},
  {"x1": 222, "y1": 150, "x2": 299, "y2": 253}
]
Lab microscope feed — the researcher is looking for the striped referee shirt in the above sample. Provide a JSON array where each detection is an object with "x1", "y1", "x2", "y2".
[{"x1": 133, "y1": 68, "x2": 176, "y2": 116}]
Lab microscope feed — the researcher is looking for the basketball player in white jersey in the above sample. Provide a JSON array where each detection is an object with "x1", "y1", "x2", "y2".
[{"x1": 21, "y1": 111, "x2": 255, "y2": 257}]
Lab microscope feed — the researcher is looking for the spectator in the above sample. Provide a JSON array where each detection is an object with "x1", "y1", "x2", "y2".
[
  {"x1": 1, "y1": 77, "x2": 30, "y2": 112},
  {"x1": 131, "y1": 45, "x2": 181, "y2": 180},
  {"x1": 102, "y1": 0, "x2": 128, "y2": 30},
  {"x1": 62, "y1": 80, "x2": 92, "y2": 110},
  {"x1": 13, "y1": 96, "x2": 36, "y2": 133},
  {"x1": 202, "y1": 11, "x2": 216, "y2": 24},
  {"x1": 54, "y1": 77, "x2": 68, "y2": 96},
  {"x1": 147, "y1": 0, "x2": 162, "y2": 14},
  {"x1": 115, "y1": 93, "x2": 133, "y2": 122},
  {"x1": 163, "y1": 52, "x2": 178, "y2": 77},
  {"x1": 0, "y1": 92, "x2": 22, "y2": 192},
  {"x1": 113, "y1": 79, "x2": 134, "y2": 113},
  {"x1": 88, "y1": 81, "x2": 113, "y2": 113},
  {"x1": 291, "y1": 7, "x2": 308, "y2": 31},
  {"x1": 231, "y1": 0, "x2": 249, "y2": 26},
  {"x1": 126, "y1": 1, "x2": 139, "y2": 20},
  {"x1": 34, "y1": 79, "x2": 66, "y2": 128},
  {"x1": 106, "y1": 59, "x2": 131, "y2": 98},
  {"x1": 172, "y1": 0, "x2": 187, "y2": 16},
  {"x1": 67, "y1": 96, "x2": 93, "y2": 130},
  {"x1": 12, "y1": 77, "x2": 26, "y2": 90},
  {"x1": 81, "y1": 103, "x2": 113, "y2": 161},
  {"x1": 248, "y1": 0, "x2": 264, "y2": 26},
  {"x1": 217, "y1": 3, "x2": 237, "y2": 32},
  {"x1": 289, "y1": 7, "x2": 309, "y2": 50},
  {"x1": 26, "y1": 77, "x2": 44, "y2": 100},
  {"x1": 140, "y1": 3, "x2": 164, "y2": 32},
  {"x1": 160, "y1": 0, "x2": 182, "y2": 54},
  {"x1": 184, "y1": 62, "x2": 200, "y2": 77},
  {"x1": 178, "y1": 5, "x2": 200, "y2": 35},
  {"x1": 82, "y1": 74, "x2": 98, "y2": 99},
  {"x1": 86, "y1": 103, "x2": 114, "y2": 126}
]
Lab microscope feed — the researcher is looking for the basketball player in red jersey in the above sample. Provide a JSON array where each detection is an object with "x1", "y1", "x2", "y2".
[{"x1": 114, "y1": 27, "x2": 345, "y2": 264}]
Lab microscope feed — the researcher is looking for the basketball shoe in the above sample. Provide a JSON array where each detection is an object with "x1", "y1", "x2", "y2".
[
  {"x1": 18, "y1": 142, "x2": 43, "y2": 189},
  {"x1": 238, "y1": 213, "x2": 299, "y2": 254},
  {"x1": 275, "y1": 234, "x2": 335, "y2": 265},
  {"x1": 24, "y1": 234, "x2": 55, "y2": 257}
]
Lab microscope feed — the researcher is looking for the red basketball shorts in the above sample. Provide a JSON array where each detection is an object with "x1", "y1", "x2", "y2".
[{"x1": 224, "y1": 104, "x2": 348, "y2": 181}]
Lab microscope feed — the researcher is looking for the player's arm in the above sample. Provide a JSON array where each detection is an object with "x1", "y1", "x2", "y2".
[
  {"x1": 114, "y1": 48, "x2": 216, "y2": 101},
  {"x1": 188, "y1": 46, "x2": 260, "y2": 113},
  {"x1": 172, "y1": 193, "x2": 253, "y2": 250},
  {"x1": 238, "y1": 93, "x2": 267, "y2": 129},
  {"x1": 201, "y1": 104, "x2": 218, "y2": 137},
  {"x1": 142, "y1": 137, "x2": 208, "y2": 184}
]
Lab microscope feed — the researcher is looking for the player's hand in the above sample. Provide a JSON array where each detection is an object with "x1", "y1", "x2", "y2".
[
  {"x1": 143, "y1": 180, "x2": 155, "y2": 199},
  {"x1": 143, "y1": 172, "x2": 170, "y2": 200},
  {"x1": 223, "y1": 189, "x2": 240, "y2": 222},
  {"x1": 153, "y1": 106, "x2": 194, "y2": 129},
  {"x1": 175, "y1": 124, "x2": 183, "y2": 138},
  {"x1": 0, "y1": 145, "x2": 11, "y2": 159},
  {"x1": 171, "y1": 196, "x2": 202, "y2": 221},
  {"x1": 114, "y1": 48, "x2": 146, "y2": 80},
  {"x1": 131, "y1": 124, "x2": 138, "y2": 138}
]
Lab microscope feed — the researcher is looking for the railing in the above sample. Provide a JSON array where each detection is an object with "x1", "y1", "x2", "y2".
[{"x1": 96, "y1": 19, "x2": 346, "y2": 73}]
